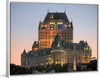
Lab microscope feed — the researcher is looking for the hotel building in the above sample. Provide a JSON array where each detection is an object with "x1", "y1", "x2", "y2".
[{"x1": 21, "y1": 12, "x2": 92, "y2": 68}]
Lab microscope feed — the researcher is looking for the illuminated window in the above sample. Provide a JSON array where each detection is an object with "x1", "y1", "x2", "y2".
[
  {"x1": 46, "y1": 24, "x2": 50, "y2": 29},
  {"x1": 69, "y1": 24, "x2": 71, "y2": 27},
  {"x1": 50, "y1": 24, "x2": 54, "y2": 29}
]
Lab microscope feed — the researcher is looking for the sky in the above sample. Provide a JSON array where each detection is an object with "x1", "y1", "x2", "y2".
[{"x1": 10, "y1": 3, "x2": 97, "y2": 65}]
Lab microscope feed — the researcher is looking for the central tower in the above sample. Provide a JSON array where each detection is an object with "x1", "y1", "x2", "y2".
[{"x1": 38, "y1": 12, "x2": 73, "y2": 49}]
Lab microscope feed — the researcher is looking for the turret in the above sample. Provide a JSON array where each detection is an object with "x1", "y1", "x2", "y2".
[{"x1": 21, "y1": 49, "x2": 27, "y2": 68}]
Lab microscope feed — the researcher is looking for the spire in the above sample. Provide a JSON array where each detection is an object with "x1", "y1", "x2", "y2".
[
  {"x1": 64, "y1": 8, "x2": 66, "y2": 14},
  {"x1": 47, "y1": 7, "x2": 49, "y2": 13}
]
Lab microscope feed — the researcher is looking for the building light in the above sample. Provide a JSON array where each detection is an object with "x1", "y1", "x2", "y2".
[
  {"x1": 69, "y1": 24, "x2": 71, "y2": 27},
  {"x1": 64, "y1": 24, "x2": 66, "y2": 29},
  {"x1": 46, "y1": 24, "x2": 50, "y2": 29},
  {"x1": 62, "y1": 24, "x2": 65, "y2": 29},
  {"x1": 56, "y1": 24, "x2": 58, "y2": 29}
]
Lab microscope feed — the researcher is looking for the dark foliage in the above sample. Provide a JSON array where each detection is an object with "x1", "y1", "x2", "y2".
[
  {"x1": 87, "y1": 60, "x2": 97, "y2": 71},
  {"x1": 10, "y1": 60, "x2": 97, "y2": 75},
  {"x1": 35, "y1": 63, "x2": 69, "y2": 73},
  {"x1": 10, "y1": 64, "x2": 32, "y2": 75}
]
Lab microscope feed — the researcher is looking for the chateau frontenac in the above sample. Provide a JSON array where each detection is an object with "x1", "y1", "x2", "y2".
[{"x1": 21, "y1": 11, "x2": 92, "y2": 68}]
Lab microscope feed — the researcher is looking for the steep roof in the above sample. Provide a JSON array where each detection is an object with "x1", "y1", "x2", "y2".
[
  {"x1": 23, "y1": 49, "x2": 26, "y2": 54},
  {"x1": 64, "y1": 42, "x2": 83, "y2": 50},
  {"x1": 32, "y1": 41, "x2": 39, "y2": 49},
  {"x1": 79, "y1": 41, "x2": 90, "y2": 48},
  {"x1": 23, "y1": 40, "x2": 91, "y2": 58},
  {"x1": 43, "y1": 12, "x2": 69, "y2": 24},
  {"x1": 63, "y1": 41, "x2": 91, "y2": 50}
]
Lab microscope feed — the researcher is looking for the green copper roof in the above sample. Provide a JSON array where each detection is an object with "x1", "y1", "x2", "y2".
[
  {"x1": 51, "y1": 34, "x2": 63, "y2": 48},
  {"x1": 23, "y1": 40, "x2": 91, "y2": 58}
]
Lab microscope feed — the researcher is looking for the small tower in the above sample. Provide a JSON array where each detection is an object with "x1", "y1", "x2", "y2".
[
  {"x1": 64, "y1": 8, "x2": 66, "y2": 14},
  {"x1": 47, "y1": 7, "x2": 49, "y2": 13},
  {"x1": 32, "y1": 41, "x2": 39, "y2": 53},
  {"x1": 21, "y1": 49, "x2": 27, "y2": 68}
]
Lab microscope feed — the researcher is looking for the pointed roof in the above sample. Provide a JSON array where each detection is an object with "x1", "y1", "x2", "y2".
[
  {"x1": 51, "y1": 34, "x2": 63, "y2": 48},
  {"x1": 84, "y1": 41, "x2": 91, "y2": 50},
  {"x1": 23, "y1": 49, "x2": 26, "y2": 54},
  {"x1": 32, "y1": 41, "x2": 39, "y2": 49}
]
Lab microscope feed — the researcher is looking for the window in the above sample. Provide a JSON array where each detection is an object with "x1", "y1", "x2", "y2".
[
  {"x1": 50, "y1": 24, "x2": 54, "y2": 29},
  {"x1": 58, "y1": 24, "x2": 62, "y2": 29},
  {"x1": 69, "y1": 24, "x2": 71, "y2": 27},
  {"x1": 46, "y1": 24, "x2": 50, "y2": 29}
]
